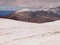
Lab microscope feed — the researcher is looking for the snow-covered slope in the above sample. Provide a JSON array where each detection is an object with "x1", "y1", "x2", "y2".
[
  {"x1": 15, "y1": 8, "x2": 31, "y2": 13},
  {"x1": 0, "y1": 18, "x2": 60, "y2": 45}
]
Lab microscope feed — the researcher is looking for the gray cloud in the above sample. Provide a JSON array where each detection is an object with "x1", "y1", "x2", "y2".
[{"x1": 0, "y1": 0, "x2": 60, "y2": 8}]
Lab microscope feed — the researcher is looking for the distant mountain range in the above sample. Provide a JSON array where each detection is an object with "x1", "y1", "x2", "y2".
[
  {"x1": 1, "y1": 6, "x2": 60, "y2": 23},
  {"x1": 2, "y1": 11, "x2": 60, "y2": 23}
]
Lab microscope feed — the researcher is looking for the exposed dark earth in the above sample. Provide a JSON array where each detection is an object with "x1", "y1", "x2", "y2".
[{"x1": 0, "y1": 6, "x2": 60, "y2": 23}]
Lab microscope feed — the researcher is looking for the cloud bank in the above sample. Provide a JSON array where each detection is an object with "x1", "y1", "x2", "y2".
[{"x1": 0, "y1": 0, "x2": 60, "y2": 8}]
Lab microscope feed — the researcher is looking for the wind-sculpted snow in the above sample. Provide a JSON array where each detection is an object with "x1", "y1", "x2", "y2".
[{"x1": 0, "y1": 18, "x2": 60, "y2": 45}]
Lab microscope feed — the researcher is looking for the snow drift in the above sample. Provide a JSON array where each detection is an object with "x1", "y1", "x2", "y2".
[{"x1": 0, "y1": 18, "x2": 60, "y2": 45}]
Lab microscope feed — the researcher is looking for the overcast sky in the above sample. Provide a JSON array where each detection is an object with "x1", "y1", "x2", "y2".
[{"x1": 0, "y1": 0, "x2": 60, "y2": 8}]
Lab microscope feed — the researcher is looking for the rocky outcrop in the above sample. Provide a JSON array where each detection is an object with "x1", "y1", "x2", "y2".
[{"x1": 1, "y1": 11, "x2": 60, "y2": 23}]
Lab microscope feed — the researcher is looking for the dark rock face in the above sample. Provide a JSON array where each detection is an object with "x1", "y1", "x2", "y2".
[
  {"x1": 48, "y1": 6, "x2": 60, "y2": 16},
  {"x1": 1, "y1": 11, "x2": 60, "y2": 23}
]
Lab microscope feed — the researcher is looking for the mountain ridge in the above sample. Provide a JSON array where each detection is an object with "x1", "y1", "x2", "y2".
[{"x1": 1, "y1": 10, "x2": 60, "y2": 23}]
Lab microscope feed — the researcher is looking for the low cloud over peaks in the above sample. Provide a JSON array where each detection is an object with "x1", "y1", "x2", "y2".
[{"x1": 0, "y1": 0, "x2": 60, "y2": 8}]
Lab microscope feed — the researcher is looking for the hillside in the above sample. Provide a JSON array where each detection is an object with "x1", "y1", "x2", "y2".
[
  {"x1": 48, "y1": 6, "x2": 60, "y2": 16},
  {"x1": 2, "y1": 11, "x2": 60, "y2": 23},
  {"x1": 0, "y1": 18, "x2": 60, "y2": 45}
]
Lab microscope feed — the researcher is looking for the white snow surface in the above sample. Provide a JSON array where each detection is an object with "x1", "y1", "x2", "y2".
[
  {"x1": 0, "y1": 18, "x2": 60, "y2": 45},
  {"x1": 15, "y1": 8, "x2": 31, "y2": 13}
]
